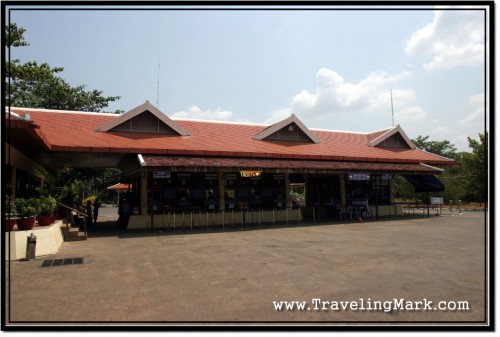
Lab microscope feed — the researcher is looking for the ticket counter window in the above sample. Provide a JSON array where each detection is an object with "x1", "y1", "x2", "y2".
[
  {"x1": 224, "y1": 173, "x2": 285, "y2": 210},
  {"x1": 345, "y1": 174, "x2": 391, "y2": 205},
  {"x1": 149, "y1": 172, "x2": 218, "y2": 212}
]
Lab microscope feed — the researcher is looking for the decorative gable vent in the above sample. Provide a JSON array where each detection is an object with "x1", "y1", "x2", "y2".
[
  {"x1": 368, "y1": 125, "x2": 415, "y2": 149},
  {"x1": 109, "y1": 110, "x2": 178, "y2": 134},
  {"x1": 96, "y1": 101, "x2": 190, "y2": 136},
  {"x1": 253, "y1": 114, "x2": 320, "y2": 144}
]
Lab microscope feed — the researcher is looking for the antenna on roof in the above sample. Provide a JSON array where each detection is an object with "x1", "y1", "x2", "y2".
[
  {"x1": 156, "y1": 62, "x2": 160, "y2": 109},
  {"x1": 390, "y1": 90, "x2": 395, "y2": 127}
]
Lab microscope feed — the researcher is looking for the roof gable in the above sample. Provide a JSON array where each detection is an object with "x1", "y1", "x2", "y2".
[
  {"x1": 252, "y1": 114, "x2": 320, "y2": 143},
  {"x1": 368, "y1": 125, "x2": 416, "y2": 149},
  {"x1": 9, "y1": 107, "x2": 456, "y2": 166},
  {"x1": 95, "y1": 101, "x2": 190, "y2": 136}
]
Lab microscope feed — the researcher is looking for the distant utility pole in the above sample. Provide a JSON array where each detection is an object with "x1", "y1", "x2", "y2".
[{"x1": 391, "y1": 90, "x2": 395, "y2": 127}]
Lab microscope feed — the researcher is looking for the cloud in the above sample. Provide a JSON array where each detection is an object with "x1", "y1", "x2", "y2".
[
  {"x1": 405, "y1": 9, "x2": 485, "y2": 70},
  {"x1": 265, "y1": 107, "x2": 292, "y2": 124},
  {"x1": 171, "y1": 105, "x2": 234, "y2": 121},
  {"x1": 429, "y1": 126, "x2": 451, "y2": 137},
  {"x1": 458, "y1": 106, "x2": 485, "y2": 125},
  {"x1": 266, "y1": 67, "x2": 415, "y2": 125},
  {"x1": 395, "y1": 106, "x2": 428, "y2": 123},
  {"x1": 468, "y1": 93, "x2": 485, "y2": 105},
  {"x1": 457, "y1": 92, "x2": 486, "y2": 127}
]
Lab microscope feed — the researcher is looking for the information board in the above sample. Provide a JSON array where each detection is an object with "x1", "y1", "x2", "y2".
[
  {"x1": 348, "y1": 173, "x2": 371, "y2": 181},
  {"x1": 153, "y1": 171, "x2": 171, "y2": 179}
]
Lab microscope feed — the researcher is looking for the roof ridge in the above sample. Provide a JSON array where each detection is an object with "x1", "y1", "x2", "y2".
[
  {"x1": 367, "y1": 126, "x2": 395, "y2": 134},
  {"x1": 173, "y1": 118, "x2": 267, "y2": 127},
  {"x1": 8, "y1": 106, "x2": 116, "y2": 116}
]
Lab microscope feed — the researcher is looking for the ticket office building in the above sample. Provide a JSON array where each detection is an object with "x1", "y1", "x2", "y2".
[
  {"x1": 8, "y1": 102, "x2": 453, "y2": 228},
  {"x1": 127, "y1": 167, "x2": 401, "y2": 227}
]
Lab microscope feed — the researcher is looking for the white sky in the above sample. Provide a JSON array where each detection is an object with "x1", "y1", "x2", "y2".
[{"x1": 7, "y1": 5, "x2": 489, "y2": 152}]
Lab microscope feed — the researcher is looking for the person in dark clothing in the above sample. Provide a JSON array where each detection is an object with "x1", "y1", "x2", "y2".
[
  {"x1": 86, "y1": 200, "x2": 93, "y2": 227},
  {"x1": 116, "y1": 192, "x2": 131, "y2": 230},
  {"x1": 93, "y1": 197, "x2": 101, "y2": 223}
]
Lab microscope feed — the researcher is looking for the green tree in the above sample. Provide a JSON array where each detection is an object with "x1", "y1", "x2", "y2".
[
  {"x1": 5, "y1": 23, "x2": 121, "y2": 112},
  {"x1": 412, "y1": 135, "x2": 460, "y2": 160},
  {"x1": 462, "y1": 133, "x2": 488, "y2": 205},
  {"x1": 5, "y1": 23, "x2": 29, "y2": 47},
  {"x1": 6, "y1": 24, "x2": 124, "y2": 205},
  {"x1": 392, "y1": 175, "x2": 415, "y2": 201},
  {"x1": 393, "y1": 136, "x2": 466, "y2": 203}
]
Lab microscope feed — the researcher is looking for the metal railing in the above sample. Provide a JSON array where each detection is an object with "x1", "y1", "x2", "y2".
[
  {"x1": 57, "y1": 201, "x2": 88, "y2": 238},
  {"x1": 147, "y1": 208, "x2": 303, "y2": 232}
]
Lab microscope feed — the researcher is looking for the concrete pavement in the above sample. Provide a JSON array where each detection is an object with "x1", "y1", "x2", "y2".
[{"x1": 4, "y1": 211, "x2": 488, "y2": 327}]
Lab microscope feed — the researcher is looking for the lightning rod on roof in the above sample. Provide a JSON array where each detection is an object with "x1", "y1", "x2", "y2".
[{"x1": 391, "y1": 90, "x2": 395, "y2": 127}]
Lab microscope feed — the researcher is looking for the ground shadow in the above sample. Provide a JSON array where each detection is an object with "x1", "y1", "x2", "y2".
[{"x1": 85, "y1": 213, "x2": 436, "y2": 240}]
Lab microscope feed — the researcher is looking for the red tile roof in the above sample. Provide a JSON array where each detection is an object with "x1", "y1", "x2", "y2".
[
  {"x1": 8, "y1": 107, "x2": 455, "y2": 166},
  {"x1": 107, "y1": 183, "x2": 132, "y2": 191}
]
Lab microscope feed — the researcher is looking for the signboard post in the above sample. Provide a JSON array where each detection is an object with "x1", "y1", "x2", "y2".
[{"x1": 430, "y1": 197, "x2": 444, "y2": 216}]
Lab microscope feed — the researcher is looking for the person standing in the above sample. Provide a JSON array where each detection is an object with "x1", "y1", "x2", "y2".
[
  {"x1": 86, "y1": 200, "x2": 93, "y2": 228},
  {"x1": 93, "y1": 197, "x2": 101, "y2": 223},
  {"x1": 116, "y1": 192, "x2": 131, "y2": 230}
]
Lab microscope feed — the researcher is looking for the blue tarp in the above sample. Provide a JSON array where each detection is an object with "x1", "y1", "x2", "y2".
[{"x1": 403, "y1": 175, "x2": 445, "y2": 193}]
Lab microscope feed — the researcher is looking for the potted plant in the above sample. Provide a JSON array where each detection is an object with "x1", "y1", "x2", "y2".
[
  {"x1": 14, "y1": 198, "x2": 38, "y2": 230},
  {"x1": 36, "y1": 196, "x2": 57, "y2": 226},
  {"x1": 36, "y1": 166, "x2": 66, "y2": 219},
  {"x1": 5, "y1": 198, "x2": 17, "y2": 231}
]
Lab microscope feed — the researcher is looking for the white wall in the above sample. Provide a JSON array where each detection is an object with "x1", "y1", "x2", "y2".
[{"x1": 5, "y1": 220, "x2": 65, "y2": 261}]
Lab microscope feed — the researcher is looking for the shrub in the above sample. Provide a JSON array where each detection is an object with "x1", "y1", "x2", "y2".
[
  {"x1": 13, "y1": 198, "x2": 39, "y2": 218},
  {"x1": 36, "y1": 196, "x2": 58, "y2": 216}
]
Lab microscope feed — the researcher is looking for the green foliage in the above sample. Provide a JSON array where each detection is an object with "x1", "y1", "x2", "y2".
[
  {"x1": 461, "y1": 133, "x2": 488, "y2": 205},
  {"x1": 35, "y1": 196, "x2": 58, "y2": 216},
  {"x1": 290, "y1": 190, "x2": 305, "y2": 203},
  {"x1": 61, "y1": 180, "x2": 85, "y2": 206},
  {"x1": 5, "y1": 23, "x2": 29, "y2": 47},
  {"x1": 5, "y1": 23, "x2": 121, "y2": 112},
  {"x1": 412, "y1": 135, "x2": 460, "y2": 160},
  {"x1": 14, "y1": 198, "x2": 39, "y2": 218},
  {"x1": 392, "y1": 175, "x2": 415, "y2": 201},
  {"x1": 36, "y1": 166, "x2": 67, "y2": 200},
  {"x1": 394, "y1": 134, "x2": 488, "y2": 205},
  {"x1": 37, "y1": 166, "x2": 120, "y2": 206}
]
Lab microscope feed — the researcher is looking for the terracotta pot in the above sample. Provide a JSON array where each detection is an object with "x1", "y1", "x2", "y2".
[
  {"x1": 17, "y1": 217, "x2": 36, "y2": 230},
  {"x1": 37, "y1": 215, "x2": 56, "y2": 226},
  {"x1": 6, "y1": 218, "x2": 16, "y2": 231}
]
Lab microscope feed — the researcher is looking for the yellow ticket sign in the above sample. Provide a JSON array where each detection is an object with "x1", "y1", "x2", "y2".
[{"x1": 240, "y1": 170, "x2": 262, "y2": 178}]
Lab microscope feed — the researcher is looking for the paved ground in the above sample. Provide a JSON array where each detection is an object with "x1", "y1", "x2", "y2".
[{"x1": 4, "y1": 211, "x2": 488, "y2": 327}]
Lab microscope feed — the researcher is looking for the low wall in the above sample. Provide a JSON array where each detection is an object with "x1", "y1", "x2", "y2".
[
  {"x1": 5, "y1": 220, "x2": 65, "y2": 261},
  {"x1": 377, "y1": 204, "x2": 404, "y2": 217},
  {"x1": 128, "y1": 209, "x2": 303, "y2": 230},
  {"x1": 301, "y1": 205, "x2": 403, "y2": 219}
]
